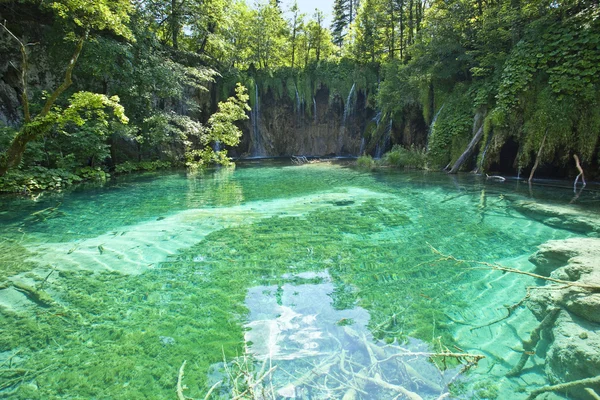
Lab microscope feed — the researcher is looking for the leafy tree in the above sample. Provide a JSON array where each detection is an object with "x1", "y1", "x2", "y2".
[
  {"x1": 332, "y1": 0, "x2": 350, "y2": 47},
  {"x1": 249, "y1": 1, "x2": 288, "y2": 69},
  {"x1": 0, "y1": 0, "x2": 133, "y2": 176},
  {"x1": 288, "y1": 1, "x2": 305, "y2": 68},
  {"x1": 351, "y1": 0, "x2": 384, "y2": 63},
  {"x1": 186, "y1": 83, "x2": 250, "y2": 168}
]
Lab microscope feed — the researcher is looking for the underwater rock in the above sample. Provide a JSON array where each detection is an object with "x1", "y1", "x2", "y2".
[
  {"x1": 545, "y1": 311, "x2": 600, "y2": 398},
  {"x1": 514, "y1": 201, "x2": 600, "y2": 235},
  {"x1": 527, "y1": 238, "x2": 600, "y2": 398},
  {"x1": 159, "y1": 336, "x2": 176, "y2": 346},
  {"x1": 529, "y1": 238, "x2": 600, "y2": 278}
]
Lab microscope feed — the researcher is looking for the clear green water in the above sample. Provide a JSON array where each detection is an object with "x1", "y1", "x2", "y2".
[{"x1": 0, "y1": 162, "x2": 597, "y2": 399}]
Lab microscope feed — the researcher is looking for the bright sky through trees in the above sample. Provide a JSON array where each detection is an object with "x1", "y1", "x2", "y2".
[{"x1": 281, "y1": 0, "x2": 334, "y2": 25}]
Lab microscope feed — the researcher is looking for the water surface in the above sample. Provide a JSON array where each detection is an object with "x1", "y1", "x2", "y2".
[{"x1": 0, "y1": 162, "x2": 597, "y2": 399}]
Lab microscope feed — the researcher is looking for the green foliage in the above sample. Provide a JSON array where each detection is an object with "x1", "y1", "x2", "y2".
[
  {"x1": 381, "y1": 145, "x2": 427, "y2": 169},
  {"x1": 356, "y1": 155, "x2": 376, "y2": 169},
  {"x1": 427, "y1": 89, "x2": 474, "y2": 168},
  {"x1": 377, "y1": 61, "x2": 422, "y2": 121},
  {"x1": 48, "y1": 0, "x2": 134, "y2": 40},
  {"x1": 0, "y1": 167, "x2": 83, "y2": 193},
  {"x1": 186, "y1": 83, "x2": 250, "y2": 169},
  {"x1": 58, "y1": 92, "x2": 128, "y2": 128},
  {"x1": 114, "y1": 160, "x2": 172, "y2": 174},
  {"x1": 75, "y1": 166, "x2": 109, "y2": 182}
]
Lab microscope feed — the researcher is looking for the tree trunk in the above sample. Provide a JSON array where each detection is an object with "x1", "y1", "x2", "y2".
[
  {"x1": 399, "y1": 1, "x2": 404, "y2": 60},
  {"x1": 448, "y1": 113, "x2": 485, "y2": 174},
  {"x1": 171, "y1": 0, "x2": 180, "y2": 50},
  {"x1": 0, "y1": 126, "x2": 40, "y2": 176},
  {"x1": 0, "y1": 36, "x2": 85, "y2": 177},
  {"x1": 528, "y1": 133, "x2": 547, "y2": 183}
]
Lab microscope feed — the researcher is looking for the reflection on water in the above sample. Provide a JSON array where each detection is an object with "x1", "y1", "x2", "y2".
[
  {"x1": 244, "y1": 272, "x2": 370, "y2": 361},
  {"x1": 0, "y1": 161, "x2": 599, "y2": 399},
  {"x1": 241, "y1": 273, "x2": 469, "y2": 399}
]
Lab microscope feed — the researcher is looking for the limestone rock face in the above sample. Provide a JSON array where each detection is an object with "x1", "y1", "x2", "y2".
[
  {"x1": 527, "y1": 237, "x2": 600, "y2": 398},
  {"x1": 546, "y1": 312, "x2": 600, "y2": 391},
  {"x1": 235, "y1": 86, "x2": 366, "y2": 157},
  {"x1": 529, "y1": 238, "x2": 600, "y2": 279},
  {"x1": 232, "y1": 85, "x2": 428, "y2": 158}
]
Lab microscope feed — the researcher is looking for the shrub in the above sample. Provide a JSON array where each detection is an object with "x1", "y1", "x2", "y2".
[
  {"x1": 382, "y1": 145, "x2": 427, "y2": 169},
  {"x1": 356, "y1": 155, "x2": 376, "y2": 169},
  {"x1": 0, "y1": 167, "x2": 83, "y2": 193},
  {"x1": 114, "y1": 160, "x2": 172, "y2": 174}
]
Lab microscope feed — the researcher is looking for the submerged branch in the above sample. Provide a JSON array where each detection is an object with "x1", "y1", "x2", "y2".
[
  {"x1": 526, "y1": 375, "x2": 600, "y2": 400},
  {"x1": 427, "y1": 244, "x2": 600, "y2": 292},
  {"x1": 507, "y1": 308, "x2": 560, "y2": 377},
  {"x1": 176, "y1": 360, "x2": 187, "y2": 400}
]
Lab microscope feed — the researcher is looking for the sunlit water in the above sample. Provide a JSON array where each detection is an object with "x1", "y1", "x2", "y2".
[{"x1": 1, "y1": 161, "x2": 598, "y2": 399}]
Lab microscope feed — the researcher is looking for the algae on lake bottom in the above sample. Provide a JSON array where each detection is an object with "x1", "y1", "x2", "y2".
[{"x1": 0, "y1": 163, "x2": 592, "y2": 399}]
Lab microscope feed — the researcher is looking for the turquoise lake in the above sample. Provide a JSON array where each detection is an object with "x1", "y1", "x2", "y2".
[{"x1": 0, "y1": 161, "x2": 598, "y2": 399}]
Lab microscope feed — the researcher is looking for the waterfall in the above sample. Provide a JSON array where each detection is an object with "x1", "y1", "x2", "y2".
[
  {"x1": 343, "y1": 83, "x2": 356, "y2": 124},
  {"x1": 478, "y1": 133, "x2": 493, "y2": 173},
  {"x1": 213, "y1": 141, "x2": 221, "y2": 153},
  {"x1": 313, "y1": 97, "x2": 317, "y2": 124},
  {"x1": 294, "y1": 85, "x2": 302, "y2": 125},
  {"x1": 337, "y1": 83, "x2": 356, "y2": 156},
  {"x1": 251, "y1": 83, "x2": 265, "y2": 157},
  {"x1": 359, "y1": 137, "x2": 365, "y2": 155},
  {"x1": 369, "y1": 112, "x2": 382, "y2": 157},
  {"x1": 427, "y1": 104, "x2": 445, "y2": 151},
  {"x1": 375, "y1": 117, "x2": 392, "y2": 159}
]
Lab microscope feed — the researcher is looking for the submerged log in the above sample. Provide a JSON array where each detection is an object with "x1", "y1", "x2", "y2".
[
  {"x1": 12, "y1": 281, "x2": 55, "y2": 307},
  {"x1": 507, "y1": 308, "x2": 560, "y2": 377}
]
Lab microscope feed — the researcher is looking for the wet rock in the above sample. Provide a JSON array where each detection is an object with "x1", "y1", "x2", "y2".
[
  {"x1": 526, "y1": 238, "x2": 600, "y2": 398},
  {"x1": 514, "y1": 201, "x2": 600, "y2": 235}
]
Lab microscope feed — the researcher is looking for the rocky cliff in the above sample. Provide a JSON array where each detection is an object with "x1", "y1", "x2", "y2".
[{"x1": 231, "y1": 83, "x2": 428, "y2": 159}]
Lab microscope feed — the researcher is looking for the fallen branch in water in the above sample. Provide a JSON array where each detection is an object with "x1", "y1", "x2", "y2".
[
  {"x1": 427, "y1": 244, "x2": 600, "y2": 292},
  {"x1": 486, "y1": 174, "x2": 506, "y2": 182},
  {"x1": 203, "y1": 380, "x2": 222, "y2": 400},
  {"x1": 526, "y1": 375, "x2": 600, "y2": 400},
  {"x1": 469, "y1": 292, "x2": 530, "y2": 331},
  {"x1": 12, "y1": 281, "x2": 55, "y2": 307},
  {"x1": 177, "y1": 360, "x2": 188, "y2": 400},
  {"x1": 573, "y1": 154, "x2": 586, "y2": 192},
  {"x1": 507, "y1": 308, "x2": 560, "y2": 377},
  {"x1": 339, "y1": 350, "x2": 423, "y2": 400}
]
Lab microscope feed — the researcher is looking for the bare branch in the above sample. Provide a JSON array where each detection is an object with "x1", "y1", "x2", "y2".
[
  {"x1": 176, "y1": 360, "x2": 187, "y2": 400},
  {"x1": 573, "y1": 154, "x2": 586, "y2": 191},
  {"x1": 427, "y1": 244, "x2": 600, "y2": 292},
  {"x1": 526, "y1": 375, "x2": 600, "y2": 400}
]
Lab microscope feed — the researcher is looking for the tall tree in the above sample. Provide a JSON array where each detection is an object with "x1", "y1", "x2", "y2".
[
  {"x1": 288, "y1": 1, "x2": 305, "y2": 68},
  {"x1": 250, "y1": 1, "x2": 288, "y2": 69},
  {"x1": 331, "y1": 0, "x2": 349, "y2": 47},
  {"x1": 352, "y1": 0, "x2": 383, "y2": 63},
  {"x1": 313, "y1": 9, "x2": 325, "y2": 62}
]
